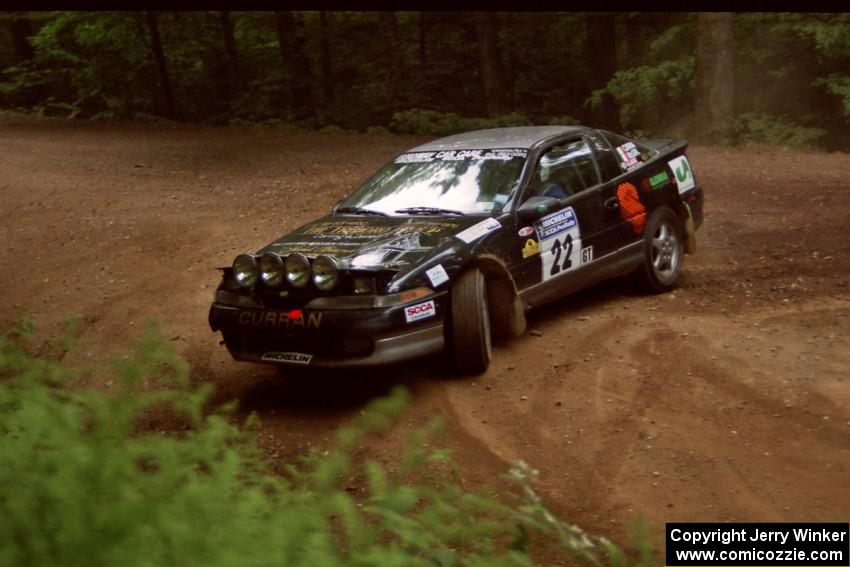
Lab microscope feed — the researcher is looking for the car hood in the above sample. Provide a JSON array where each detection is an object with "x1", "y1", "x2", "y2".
[{"x1": 258, "y1": 214, "x2": 484, "y2": 270}]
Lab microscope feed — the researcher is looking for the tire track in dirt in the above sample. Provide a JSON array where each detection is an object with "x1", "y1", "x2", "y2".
[{"x1": 2, "y1": 114, "x2": 849, "y2": 545}]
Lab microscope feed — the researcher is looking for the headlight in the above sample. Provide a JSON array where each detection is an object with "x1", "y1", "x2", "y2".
[
  {"x1": 232, "y1": 254, "x2": 258, "y2": 289},
  {"x1": 312, "y1": 255, "x2": 339, "y2": 291},
  {"x1": 285, "y1": 253, "x2": 310, "y2": 288},
  {"x1": 259, "y1": 253, "x2": 284, "y2": 287},
  {"x1": 353, "y1": 276, "x2": 376, "y2": 295}
]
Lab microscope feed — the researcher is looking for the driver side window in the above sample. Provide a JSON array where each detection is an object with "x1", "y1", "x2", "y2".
[{"x1": 528, "y1": 138, "x2": 601, "y2": 201}]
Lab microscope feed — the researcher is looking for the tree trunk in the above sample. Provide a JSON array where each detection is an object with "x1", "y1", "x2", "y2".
[
  {"x1": 694, "y1": 13, "x2": 735, "y2": 142},
  {"x1": 275, "y1": 11, "x2": 294, "y2": 111},
  {"x1": 419, "y1": 11, "x2": 427, "y2": 67},
  {"x1": 275, "y1": 11, "x2": 312, "y2": 120},
  {"x1": 586, "y1": 13, "x2": 619, "y2": 130},
  {"x1": 319, "y1": 11, "x2": 333, "y2": 108},
  {"x1": 474, "y1": 12, "x2": 508, "y2": 117},
  {"x1": 219, "y1": 11, "x2": 246, "y2": 96},
  {"x1": 9, "y1": 14, "x2": 35, "y2": 61},
  {"x1": 145, "y1": 12, "x2": 177, "y2": 120},
  {"x1": 382, "y1": 12, "x2": 405, "y2": 109}
]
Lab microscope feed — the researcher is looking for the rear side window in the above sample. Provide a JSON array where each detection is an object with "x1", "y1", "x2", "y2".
[
  {"x1": 529, "y1": 138, "x2": 601, "y2": 199},
  {"x1": 601, "y1": 131, "x2": 657, "y2": 172},
  {"x1": 586, "y1": 132, "x2": 622, "y2": 181}
]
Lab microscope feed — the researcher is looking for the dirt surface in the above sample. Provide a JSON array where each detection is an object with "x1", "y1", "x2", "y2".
[{"x1": 2, "y1": 112, "x2": 849, "y2": 545}]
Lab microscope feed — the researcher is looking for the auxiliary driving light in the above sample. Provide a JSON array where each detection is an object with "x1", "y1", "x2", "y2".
[
  {"x1": 259, "y1": 253, "x2": 285, "y2": 287},
  {"x1": 285, "y1": 253, "x2": 311, "y2": 288},
  {"x1": 312, "y1": 255, "x2": 339, "y2": 291},
  {"x1": 232, "y1": 254, "x2": 259, "y2": 289}
]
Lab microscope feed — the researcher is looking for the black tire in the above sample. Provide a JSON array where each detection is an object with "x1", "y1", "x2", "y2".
[
  {"x1": 450, "y1": 267, "x2": 492, "y2": 375},
  {"x1": 631, "y1": 207, "x2": 685, "y2": 294}
]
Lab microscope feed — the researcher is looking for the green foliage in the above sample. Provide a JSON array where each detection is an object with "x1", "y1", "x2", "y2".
[
  {"x1": 732, "y1": 113, "x2": 826, "y2": 149},
  {"x1": 818, "y1": 74, "x2": 850, "y2": 118},
  {"x1": 4, "y1": 12, "x2": 849, "y2": 148},
  {"x1": 589, "y1": 56, "x2": 694, "y2": 133},
  {"x1": 0, "y1": 318, "x2": 642, "y2": 567}
]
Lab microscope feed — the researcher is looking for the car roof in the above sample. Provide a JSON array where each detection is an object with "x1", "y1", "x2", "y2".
[{"x1": 407, "y1": 125, "x2": 589, "y2": 152}]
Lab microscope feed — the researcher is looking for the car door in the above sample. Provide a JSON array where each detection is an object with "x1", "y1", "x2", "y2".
[
  {"x1": 510, "y1": 136, "x2": 610, "y2": 298},
  {"x1": 589, "y1": 130, "x2": 660, "y2": 252},
  {"x1": 587, "y1": 131, "x2": 647, "y2": 258}
]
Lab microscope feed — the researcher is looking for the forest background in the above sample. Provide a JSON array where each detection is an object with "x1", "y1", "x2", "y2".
[{"x1": 1, "y1": 11, "x2": 849, "y2": 149}]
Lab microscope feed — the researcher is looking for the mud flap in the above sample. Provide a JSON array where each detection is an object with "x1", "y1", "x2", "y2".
[{"x1": 683, "y1": 202, "x2": 697, "y2": 255}]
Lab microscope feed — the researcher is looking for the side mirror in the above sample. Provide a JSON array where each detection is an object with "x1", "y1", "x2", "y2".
[{"x1": 516, "y1": 196, "x2": 562, "y2": 223}]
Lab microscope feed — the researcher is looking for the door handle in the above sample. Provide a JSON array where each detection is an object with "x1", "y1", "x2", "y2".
[{"x1": 604, "y1": 197, "x2": 620, "y2": 210}]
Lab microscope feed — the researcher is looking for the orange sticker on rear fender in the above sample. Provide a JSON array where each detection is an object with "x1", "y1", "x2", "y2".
[{"x1": 617, "y1": 182, "x2": 647, "y2": 234}]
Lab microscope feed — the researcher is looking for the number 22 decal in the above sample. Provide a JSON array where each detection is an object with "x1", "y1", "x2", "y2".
[
  {"x1": 533, "y1": 206, "x2": 581, "y2": 283},
  {"x1": 549, "y1": 234, "x2": 573, "y2": 276}
]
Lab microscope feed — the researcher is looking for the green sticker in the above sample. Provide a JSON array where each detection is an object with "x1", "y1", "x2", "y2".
[
  {"x1": 537, "y1": 203, "x2": 548, "y2": 214},
  {"x1": 649, "y1": 171, "x2": 670, "y2": 188},
  {"x1": 675, "y1": 160, "x2": 691, "y2": 182}
]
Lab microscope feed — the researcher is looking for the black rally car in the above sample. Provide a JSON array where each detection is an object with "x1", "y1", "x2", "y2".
[{"x1": 209, "y1": 126, "x2": 704, "y2": 374}]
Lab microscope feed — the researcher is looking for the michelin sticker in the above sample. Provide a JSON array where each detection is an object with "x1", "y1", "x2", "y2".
[
  {"x1": 261, "y1": 352, "x2": 313, "y2": 365},
  {"x1": 405, "y1": 300, "x2": 436, "y2": 323},
  {"x1": 667, "y1": 156, "x2": 695, "y2": 194},
  {"x1": 425, "y1": 264, "x2": 449, "y2": 288},
  {"x1": 455, "y1": 218, "x2": 501, "y2": 244},
  {"x1": 533, "y1": 207, "x2": 582, "y2": 282}
]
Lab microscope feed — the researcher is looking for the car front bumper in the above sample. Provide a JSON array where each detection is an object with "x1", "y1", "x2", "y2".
[{"x1": 208, "y1": 291, "x2": 448, "y2": 368}]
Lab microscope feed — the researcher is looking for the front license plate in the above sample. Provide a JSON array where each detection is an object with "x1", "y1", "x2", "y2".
[{"x1": 261, "y1": 352, "x2": 313, "y2": 364}]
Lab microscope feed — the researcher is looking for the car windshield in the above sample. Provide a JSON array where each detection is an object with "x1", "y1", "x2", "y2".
[{"x1": 338, "y1": 148, "x2": 528, "y2": 216}]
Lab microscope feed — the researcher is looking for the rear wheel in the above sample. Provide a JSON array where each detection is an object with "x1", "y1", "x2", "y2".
[
  {"x1": 631, "y1": 207, "x2": 684, "y2": 294},
  {"x1": 450, "y1": 267, "x2": 492, "y2": 375}
]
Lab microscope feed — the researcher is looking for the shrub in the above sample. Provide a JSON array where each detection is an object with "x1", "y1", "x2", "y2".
[
  {"x1": 733, "y1": 113, "x2": 827, "y2": 148},
  {"x1": 0, "y1": 318, "x2": 636, "y2": 567},
  {"x1": 365, "y1": 125, "x2": 390, "y2": 135}
]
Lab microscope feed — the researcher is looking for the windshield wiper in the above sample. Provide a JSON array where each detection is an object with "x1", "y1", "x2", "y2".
[
  {"x1": 395, "y1": 207, "x2": 466, "y2": 216},
  {"x1": 335, "y1": 206, "x2": 388, "y2": 216}
]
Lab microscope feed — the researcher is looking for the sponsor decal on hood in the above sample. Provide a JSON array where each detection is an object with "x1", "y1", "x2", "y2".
[{"x1": 259, "y1": 215, "x2": 497, "y2": 269}]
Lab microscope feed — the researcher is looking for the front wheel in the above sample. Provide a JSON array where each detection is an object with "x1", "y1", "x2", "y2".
[
  {"x1": 631, "y1": 207, "x2": 685, "y2": 294},
  {"x1": 449, "y1": 267, "x2": 492, "y2": 375}
]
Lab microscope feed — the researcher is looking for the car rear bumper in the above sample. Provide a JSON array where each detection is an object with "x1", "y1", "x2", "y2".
[{"x1": 208, "y1": 291, "x2": 448, "y2": 368}]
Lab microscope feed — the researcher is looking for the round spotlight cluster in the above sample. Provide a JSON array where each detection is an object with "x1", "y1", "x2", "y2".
[{"x1": 231, "y1": 253, "x2": 340, "y2": 291}]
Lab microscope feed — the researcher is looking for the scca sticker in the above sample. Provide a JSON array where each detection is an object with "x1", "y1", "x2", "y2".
[{"x1": 405, "y1": 300, "x2": 436, "y2": 323}]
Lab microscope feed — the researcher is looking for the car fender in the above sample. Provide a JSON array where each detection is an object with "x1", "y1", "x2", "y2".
[{"x1": 463, "y1": 254, "x2": 527, "y2": 339}]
